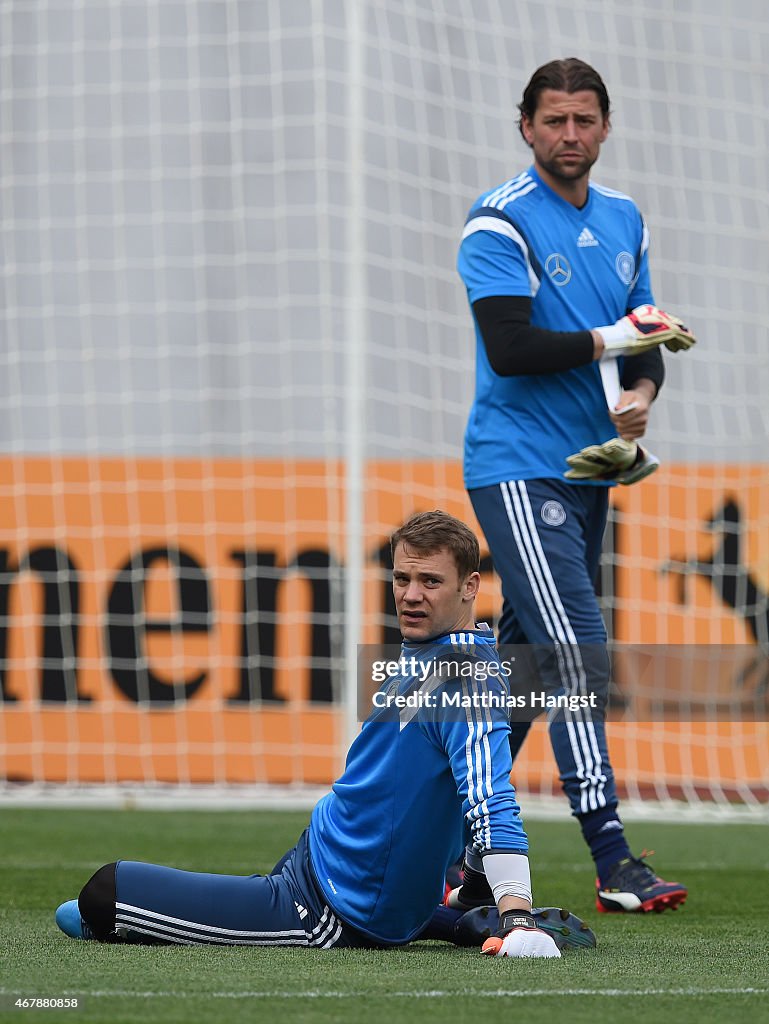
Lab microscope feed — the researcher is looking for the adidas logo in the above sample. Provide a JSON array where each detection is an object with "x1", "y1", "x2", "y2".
[{"x1": 577, "y1": 227, "x2": 598, "y2": 247}]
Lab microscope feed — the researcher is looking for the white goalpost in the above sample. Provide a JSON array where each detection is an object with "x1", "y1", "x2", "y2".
[{"x1": 0, "y1": 0, "x2": 767, "y2": 817}]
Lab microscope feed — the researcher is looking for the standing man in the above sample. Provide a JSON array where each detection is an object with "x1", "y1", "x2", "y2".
[
  {"x1": 455, "y1": 58, "x2": 693, "y2": 913},
  {"x1": 56, "y1": 511, "x2": 588, "y2": 957}
]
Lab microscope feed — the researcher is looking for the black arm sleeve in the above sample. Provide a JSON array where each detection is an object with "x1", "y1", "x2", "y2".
[
  {"x1": 620, "y1": 347, "x2": 665, "y2": 397},
  {"x1": 472, "y1": 295, "x2": 594, "y2": 377}
]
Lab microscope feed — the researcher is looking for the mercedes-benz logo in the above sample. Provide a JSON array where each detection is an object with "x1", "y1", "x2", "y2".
[{"x1": 545, "y1": 253, "x2": 571, "y2": 286}]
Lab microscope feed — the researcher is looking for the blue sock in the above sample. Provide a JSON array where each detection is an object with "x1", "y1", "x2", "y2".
[{"x1": 579, "y1": 807, "x2": 631, "y2": 884}]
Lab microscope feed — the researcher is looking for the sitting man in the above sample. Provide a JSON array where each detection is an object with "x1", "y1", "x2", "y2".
[{"x1": 56, "y1": 510, "x2": 593, "y2": 958}]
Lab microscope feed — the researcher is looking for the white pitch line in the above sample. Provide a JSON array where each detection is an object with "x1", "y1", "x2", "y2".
[{"x1": 3, "y1": 988, "x2": 765, "y2": 1000}]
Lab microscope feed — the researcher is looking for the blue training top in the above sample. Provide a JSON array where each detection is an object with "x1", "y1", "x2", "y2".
[
  {"x1": 458, "y1": 165, "x2": 655, "y2": 488},
  {"x1": 308, "y1": 627, "x2": 526, "y2": 945}
]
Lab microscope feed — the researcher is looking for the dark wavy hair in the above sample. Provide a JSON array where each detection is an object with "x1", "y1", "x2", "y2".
[
  {"x1": 390, "y1": 510, "x2": 480, "y2": 581},
  {"x1": 517, "y1": 58, "x2": 611, "y2": 139}
]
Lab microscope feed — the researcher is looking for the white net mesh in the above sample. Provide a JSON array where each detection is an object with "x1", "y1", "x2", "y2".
[{"x1": 0, "y1": 0, "x2": 767, "y2": 812}]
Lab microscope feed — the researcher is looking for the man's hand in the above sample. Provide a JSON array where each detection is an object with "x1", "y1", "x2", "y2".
[
  {"x1": 596, "y1": 304, "x2": 696, "y2": 358},
  {"x1": 610, "y1": 388, "x2": 652, "y2": 441},
  {"x1": 564, "y1": 437, "x2": 660, "y2": 485},
  {"x1": 480, "y1": 911, "x2": 561, "y2": 958}
]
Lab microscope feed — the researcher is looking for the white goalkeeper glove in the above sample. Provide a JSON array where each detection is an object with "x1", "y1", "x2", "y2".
[
  {"x1": 481, "y1": 911, "x2": 561, "y2": 959},
  {"x1": 597, "y1": 304, "x2": 696, "y2": 358},
  {"x1": 564, "y1": 437, "x2": 660, "y2": 485}
]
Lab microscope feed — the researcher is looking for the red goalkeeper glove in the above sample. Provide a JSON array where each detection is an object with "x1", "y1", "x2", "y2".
[{"x1": 597, "y1": 304, "x2": 696, "y2": 358}]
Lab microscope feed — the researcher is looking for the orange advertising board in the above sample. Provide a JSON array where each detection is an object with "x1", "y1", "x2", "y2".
[{"x1": 0, "y1": 457, "x2": 767, "y2": 799}]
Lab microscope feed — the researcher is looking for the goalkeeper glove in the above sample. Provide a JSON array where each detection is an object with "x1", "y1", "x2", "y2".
[
  {"x1": 481, "y1": 910, "x2": 561, "y2": 959},
  {"x1": 597, "y1": 304, "x2": 696, "y2": 358},
  {"x1": 564, "y1": 437, "x2": 660, "y2": 485}
]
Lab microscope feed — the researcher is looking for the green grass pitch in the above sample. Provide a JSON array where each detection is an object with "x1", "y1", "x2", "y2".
[{"x1": 2, "y1": 808, "x2": 768, "y2": 1024}]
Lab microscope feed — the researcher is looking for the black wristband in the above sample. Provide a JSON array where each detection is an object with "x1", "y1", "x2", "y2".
[{"x1": 498, "y1": 911, "x2": 536, "y2": 935}]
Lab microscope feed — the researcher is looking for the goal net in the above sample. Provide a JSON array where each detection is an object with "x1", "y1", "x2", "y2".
[{"x1": 1, "y1": 0, "x2": 767, "y2": 814}]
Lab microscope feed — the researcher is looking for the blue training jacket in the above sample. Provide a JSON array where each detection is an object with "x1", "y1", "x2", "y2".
[{"x1": 308, "y1": 627, "x2": 526, "y2": 944}]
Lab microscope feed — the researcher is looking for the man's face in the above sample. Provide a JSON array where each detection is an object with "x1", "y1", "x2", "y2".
[
  {"x1": 392, "y1": 542, "x2": 480, "y2": 642},
  {"x1": 521, "y1": 88, "x2": 609, "y2": 184}
]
